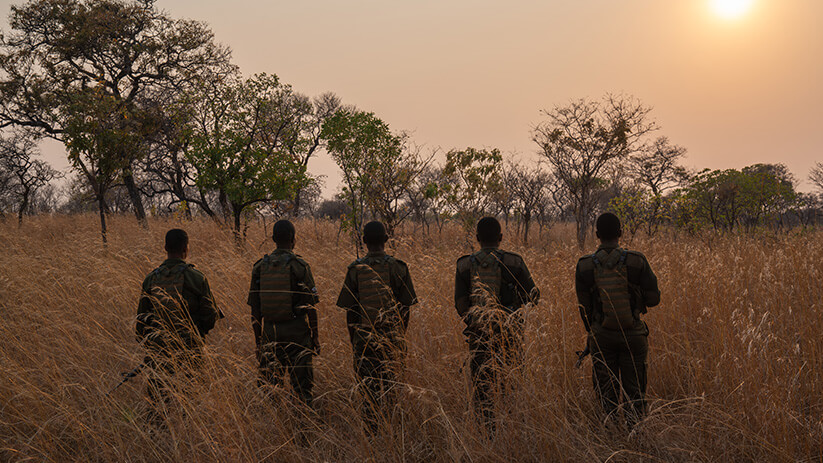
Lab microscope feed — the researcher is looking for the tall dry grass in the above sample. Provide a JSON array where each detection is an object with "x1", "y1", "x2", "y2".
[{"x1": 0, "y1": 214, "x2": 821, "y2": 462}]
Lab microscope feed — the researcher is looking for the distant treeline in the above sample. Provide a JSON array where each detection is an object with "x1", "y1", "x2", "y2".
[{"x1": 0, "y1": 0, "x2": 821, "y2": 247}]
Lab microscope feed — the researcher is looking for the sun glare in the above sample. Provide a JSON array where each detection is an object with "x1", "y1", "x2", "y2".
[{"x1": 711, "y1": 0, "x2": 755, "y2": 20}]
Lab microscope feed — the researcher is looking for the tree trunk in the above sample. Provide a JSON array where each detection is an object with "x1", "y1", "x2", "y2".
[
  {"x1": 17, "y1": 186, "x2": 30, "y2": 228},
  {"x1": 218, "y1": 189, "x2": 230, "y2": 222},
  {"x1": 98, "y1": 195, "x2": 108, "y2": 244},
  {"x1": 576, "y1": 208, "x2": 588, "y2": 250},
  {"x1": 292, "y1": 188, "x2": 302, "y2": 218},
  {"x1": 523, "y1": 211, "x2": 531, "y2": 244},
  {"x1": 122, "y1": 167, "x2": 148, "y2": 228},
  {"x1": 233, "y1": 203, "x2": 243, "y2": 246}
]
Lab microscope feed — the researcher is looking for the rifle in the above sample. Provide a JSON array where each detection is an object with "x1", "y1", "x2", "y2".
[
  {"x1": 105, "y1": 362, "x2": 145, "y2": 397},
  {"x1": 575, "y1": 344, "x2": 590, "y2": 369}
]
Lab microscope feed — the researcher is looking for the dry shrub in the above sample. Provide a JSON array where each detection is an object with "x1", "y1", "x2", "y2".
[{"x1": 0, "y1": 215, "x2": 821, "y2": 462}]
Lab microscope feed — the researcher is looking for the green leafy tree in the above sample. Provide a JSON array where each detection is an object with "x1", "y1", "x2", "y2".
[
  {"x1": 186, "y1": 73, "x2": 308, "y2": 242},
  {"x1": 738, "y1": 164, "x2": 796, "y2": 229},
  {"x1": 321, "y1": 108, "x2": 425, "y2": 244},
  {"x1": 441, "y1": 147, "x2": 504, "y2": 233},
  {"x1": 677, "y1": 165, "x2": 797, "y2": 233},
  {"x1": 63, "y1": 86, "x2": 154, "y2": 241},
  {"x1": 0, "y1": 0, "x2": 232, "y2": 233}
]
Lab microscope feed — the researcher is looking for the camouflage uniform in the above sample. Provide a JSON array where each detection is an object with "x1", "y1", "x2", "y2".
[
  {"x1": 136, "y1": 258, "x2": 219, "y2": 404},
  {"x1": 576, "y1": 242, "x2": 660, "y2": 425},
  {"x1": 336, "y1": 251, "x2": 417, "y2": 428},
  {"x1": 454, "y1": 247, "x2": 539, "y2": 430},
  {"x1": 248, "y1": 249, "x2": 319, "y2": 405}
]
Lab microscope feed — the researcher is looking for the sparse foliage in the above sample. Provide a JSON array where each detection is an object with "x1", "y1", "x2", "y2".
[
  {"x1": 0, "y1": 130, "x2": 61, "y2": 225},
  {"x1": 809, "y1": 161, "x2": 823, "y2": 195},
  {"x1": 441, "y1": 147, "x2": 504, "y2": 232},
  {"x1": 504, "y1": 160, "x2": 552, "y2": 242},
  {"x1": 533, "y1": 94, "x2": 657, "y2": 248}
]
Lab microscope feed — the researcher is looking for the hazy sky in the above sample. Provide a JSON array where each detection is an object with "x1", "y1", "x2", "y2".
[{"x1": 3, "y1": 0, "x2": 822, "y2": 194}]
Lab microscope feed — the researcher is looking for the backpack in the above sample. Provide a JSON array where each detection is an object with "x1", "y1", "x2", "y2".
[
  {"x1": 259, "y1": 253, "x2": 297, "y2": 323},
  {"x1": 469, "y1": 250, "x2": 503, "y2": 309},
  {"x1": 354, "y1": 255, "x2": 401, "y2": 330},
  {"x1": 591, "y1": 248, "x2": 635, "y2": 331},
  {"x1": 146, "y1": 263, "x2": 192, "y2": 348}
]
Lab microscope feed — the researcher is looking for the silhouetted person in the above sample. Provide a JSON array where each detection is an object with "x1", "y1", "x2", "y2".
[
  {"x1": 454, "y1": 217, "x2": 539, "y2": 434},
  {"x1": 248, "y1": 220, "x2": 320, "y2": 406},
  {"x1": 136, "y1": 229, "x2": 220, "y2": 417},
  {"x1": 336, "y1": 221, "x2": 417, "y2": 431},
  {"x1": 575, "y1": 213, "x2": 660, "y2": 428}
]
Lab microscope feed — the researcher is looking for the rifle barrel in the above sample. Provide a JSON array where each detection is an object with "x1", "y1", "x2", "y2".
[{"x1": 105, "y1": 363, "x2": 144, "y2": 397}]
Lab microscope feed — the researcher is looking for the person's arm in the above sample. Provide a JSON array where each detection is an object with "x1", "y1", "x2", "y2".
[
  {"x1": 454, "y1": 259, "x2": 471, "y2": 322},
  {"x1": 346, "y1": 309, "x2": 361, "y2": 344},
  {"x1": 517, "y1": 260, "x2": 540, "y2": 306},
  {"x1": 196, "y1": 275, "x2": 219, "y2": 336},
  {"x1": 575, "y1": 259, "x2": 594, "y2": 332},
  {"x1": 639, "y1": 257, "x2": 661, "y2": 308},
  {"x1": 247, "y1": 264, "x2": 262, "y2": 350},
  {"x1": 136, "y1": 276, "x2": 153, "y2": 340},
  {"x1": 396, "y1": 262, "x2": 417, "y2": 332},
  {"x1": 336, "y1": 267, "x2": 360, "y2": 342},
  {"x1": 302, "y1": 264, "x2": 321, "y2": 353}
]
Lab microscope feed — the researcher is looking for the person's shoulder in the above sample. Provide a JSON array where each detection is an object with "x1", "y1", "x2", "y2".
[
  {"x1": 291, "y1": 252, "x2": 310, "y2": 267},
  {"x1": 141, "y1": 269, "x2": 156, "y2": 287},
  {"x1": 184, "y1": 263, "x2": 206, "y2": 279},
  {"x1": 289, "y1": 253, "x2": 315, "y2": 277},
  {"x1": 623, "y1": 248, "x2": 649, "y2": 267},
  {"x1": 500, "y1": 250, "x2": 525, "y2": 266},
  {"x1": 346, "y1": 257, "x2": 365, "y2": 270},
  {"x1": 251, "y1": 256, "x2": 265, "y2": 270},
  {"x1": 181, "y1": 264, "x2": 210, "y2": 290},
  {"x1": 386, "y1": 254, "x2": 407, "y2": 266},
  {"x1": 456, "y1": 254, "x2": 472, "y2": 272},
  {"x1": 576, "y1": 253, "x2": 596, "y2": 271}
]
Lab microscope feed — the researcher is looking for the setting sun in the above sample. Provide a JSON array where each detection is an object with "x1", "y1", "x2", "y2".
[{"x1": 711, "y1": 0, "x2": 755, "y2": 19}]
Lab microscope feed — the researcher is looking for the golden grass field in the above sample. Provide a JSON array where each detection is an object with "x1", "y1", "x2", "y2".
[{"x1": 1, "y1": 214, "x2": 821, "y2": 462}]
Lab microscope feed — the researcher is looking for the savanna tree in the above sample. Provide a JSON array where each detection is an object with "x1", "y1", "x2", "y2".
[
  {"x1": 738, "y1": 163, "x2": 796, "y2": 229},
  {"x1": 676, "y1": 165, "x2": 796, "y2": 232},
  {"x1": 809, "y1": 162, "x2": 823, "y2": 195},
  {"x1": 63, "y1": 86, "x2": 150, "y2": 241},
  {"x1": 504, "y1": 160, "x2": 552, "y2": 243},
  {"x1": 283, "y1": 92, "x2": 340, "y2": 216},
  {"x1": 322, "y1": 108, "x2": 426, "y2": 244},
  {"x1": 629, "y1": 137, "x2": 688, "y2": 196},
  {"x1": 533, "y1": 95, "x2": 657, "y2": 249},
  {"x1": 0, "y1": 0, "x2": 232, "y2": 232},
  {"x1": 441, "y1": 147, "x2": 504, "y2": 232},
  {"x1": 186, "y1": 73, "x2": 308, "y2": 242},
  {"x1": 0, "y1": 130, "x2": 61, "y2": 225}
]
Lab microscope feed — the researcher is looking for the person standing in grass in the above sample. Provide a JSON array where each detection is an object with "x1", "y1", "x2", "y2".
[
  {"x1": 575, "y1": 212, "x2": 661, "y2": 428},
  {"x1": 248, "y1": 219, "x2": 320, "y2": 406},
  {"x1": 336, "y1": 221, "x2": 418, "y2": 431},
  {"x1": 454, "y1": 216, "x2": 540, "y2": 435},
  {"x1": 136, "y1": 228, "x2": 221, "y2": 409}
]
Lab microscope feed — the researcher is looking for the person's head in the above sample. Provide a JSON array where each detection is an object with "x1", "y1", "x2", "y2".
[
  {"x1": 476, "y1": 216, "x2": 502, "y2": 247},
  {"x1": 165, "y1": 228, "x2": 188, "y2": 259},
  {"x1": 272, "y1": 219, "x2": 296, "y2": 249},
  {"x1": 363, "y1": 221, "x2": 388, "y2": 250},
  {"x1": 596, "y1": 212, "x2": 622, "y2": 242}
]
